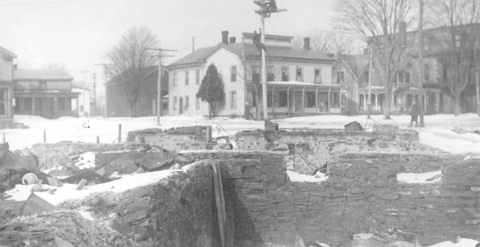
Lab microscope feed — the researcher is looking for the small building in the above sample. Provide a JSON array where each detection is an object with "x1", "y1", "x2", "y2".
[
  {"x1": 72, "y1": 86, "x2": 91, "y2": 117},
  {"x1": 0, "y1": 47, "x2": 16, "y2": 125},
  {"x1": 106, "y1": 66, "x2": 168, "y2": 117},
  {"x1": 13, "y1": 69, "x2": 79, "y2": 119}
]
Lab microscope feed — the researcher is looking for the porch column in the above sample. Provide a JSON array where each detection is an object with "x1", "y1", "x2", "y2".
[
  {"x1": 54, "y1": 97, "x2": 58, "y2": 119},
  {"x1": 375, "y1": 93, "x2": 378, "y2": 111},
  {"x1": 271, "y1": 86, "x2": 275, "y2": 115},
  {"x1": 302, "y1": 87, "x2": 305, "y2": 113},
  {"x1": 31, "y1": 97, "x2": 35, "y2": 115},
  {"x1": 315, "y1": 87, "x2": 319, "y2": 113},
  {"x1": 287, "y1": 87, "x2": 291, "y2": 115},
  {"x1": 77, "y1": 97, "x2": 80, "y2": 117},
  {"x1": 363, "y1": 94, "x2": 367, "y2": 112},
  {"x1": 327, "y1": 88, "x2": 331, "y2": 113}
]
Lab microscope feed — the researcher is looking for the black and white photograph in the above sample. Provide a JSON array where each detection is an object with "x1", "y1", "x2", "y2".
[{"x1": 0, "y1": 0, "x2": 480, "y2": 246}]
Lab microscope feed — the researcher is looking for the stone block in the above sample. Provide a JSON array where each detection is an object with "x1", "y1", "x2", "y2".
[{"x1": 20, "y1": 192, "x2": 56, "y2": 216}]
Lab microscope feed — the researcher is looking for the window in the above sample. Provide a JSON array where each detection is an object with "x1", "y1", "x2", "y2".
[
  {"x1": 306, "y1": 92, "x2": 316, "y2": 107},
  {"x1": 196, "y1": 96, "x2": 200, "y2": 110},
  {"x1": 267, "y1": 65, "x2": 275, "y2": 81},
  {"x1": 58, "y1": 98, "x2": 65, "y2": 111},
  {"x1": 332, "y1": 92, "x2": 340, "y2": 108},
  {"x1": 185, "y1": 96, "x2": 189, "y2": 111},
  {"x1": 296, "y1": 67, "x2": 303, "y2": 82},
  {"x1": 173, "y1": 73, "x2": 177, "y2": 86},
  {"x1": 173, "y1": 96, "x2": 177, "y2": 110},
  {"x1": 281, "y1": 66, "x2": 289, "y2": 81},
  {"x1": 230, "y1": 66, "x2": 237, "y2": 82},
  {"x1": 39, "y1": 81, "x2": 47, "y2": 90},
  {"x1": 196, "y1": 70, "x2": 200, "y2": 85},
  {"x1": 230, "y1": 91, "x2": 237, "y2": 109},
  {"x1": 424, "y1": 63, "x2": 430, "y2": 81},
  {"x1": 185, "y1": 71, "x2": 189, "y2": 85},
  {"x1": 279, "y1": 91, "x2": 288, "y2": 107},
  {"x1": 252, "y1": 66, "x2": 260, "y2": 83},
  {"x1": 398, "y1": 71, "x2": 404, "y2": 83},
  {"x1": 337, "y1": 71, "x2": 344, "y2": 84},
  {"x1": 314, "y1": 68, "x2": 322, "y2": 84},
  {"x1": 365, "y1": 70, "x2": 370, "y2": 83},
  {"x1": 405, "y1": 72, "x2": 411, "y2": 83},
  {"x1": 455, "y1": 34, "x2": 461, "y2": 48}
]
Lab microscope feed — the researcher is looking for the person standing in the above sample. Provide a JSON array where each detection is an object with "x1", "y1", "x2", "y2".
[{"x1": 410, "y1": 101, "x2": 421, "y2": 127}]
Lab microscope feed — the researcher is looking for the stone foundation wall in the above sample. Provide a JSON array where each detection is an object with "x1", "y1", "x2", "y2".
[
  {"x1": 61, "y1": 161, "x2": 220, "y2": 247},
  {"x1": 183, "y1": 151, "x2": 480, "y2": 247},
  {"x1": 127, "y1": 126, "x2": 212, "y2": 151},
  {"x1": 234, "y1": 130, "x2": 434, "y2": 175}
]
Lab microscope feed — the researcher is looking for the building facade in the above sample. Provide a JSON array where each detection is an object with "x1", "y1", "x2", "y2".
[
  {"x1": 167, "y1": 31, "x2": 340, "y2": 119},
  {"x1": 0, "y1": 47, "x2": 16, "y2": 124},
  {"x1": 13, "y1": 69, "x2": 79, "y2": 119},
  {"x1": 333, "y1": 23, "x2": 480, "y2": 115}
]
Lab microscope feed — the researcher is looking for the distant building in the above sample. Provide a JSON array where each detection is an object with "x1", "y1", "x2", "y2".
[
  {"x1": 106, "y1": 66, "x2": 168, "y2": 117},
  {"x1": 166, "y1": 31, "x2": 340, "y2": 119},
  {"x1": 72, "y1": 86, "x2": 91, "y2": 117},
  {"x1": 13, "y1": 69, "x2": 79, "y2": 119},
  {"x1": 0, "y1": 47, "x2": 16, "y2": 125}
]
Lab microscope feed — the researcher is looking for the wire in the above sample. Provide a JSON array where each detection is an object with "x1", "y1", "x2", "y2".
[{"x1": 0, "y1": 0, "x2": 99, "y2": 6}]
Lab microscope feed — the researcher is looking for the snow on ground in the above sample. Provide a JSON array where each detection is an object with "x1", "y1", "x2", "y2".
[
  {"x1": 397, "y1": 170, "x2": 443, "y2": 184},
  {"x1": 287, "y1": 170, "x2": 328, "y2": 182},
  {"x1": 5, "y1": 168, "x2": 186, "y2": 205},
  {"x1": 5, "y1": 113, "x2": 480, "y2": 154}
]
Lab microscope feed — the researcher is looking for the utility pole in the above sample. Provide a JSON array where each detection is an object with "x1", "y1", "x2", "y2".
[
  {"x1": 92, "y1": 73, "x2": 96, "y2": 117},
  {"x1": 368, "y1": 43, "x2": 373, "y2": 118},
  {"x1": 254, "y1": 0, "x2": 286, "y2": 121},
  {"x1": 419, "y1": 0, "x2": 425, "y2": 127},
  {"x1": 147, "y1": 48, "x2": 176, "y2": 126},
  {"x1": 95, "y1": 63, "x2": 113, "y2": 118},
  {"x1": 81, "y1": 70, "x2": 89, "y2": 116}
]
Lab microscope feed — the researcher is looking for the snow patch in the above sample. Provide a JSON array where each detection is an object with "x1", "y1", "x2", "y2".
[
  {"x1": 397, "y1": 170, "x2": 442, "y2": 184},
  {"x1": 5, "y1": 170, "x2": 180, "y2": 206},
  {"x1": 287, "y1": 170, "x2": 328, "y2": 183}
]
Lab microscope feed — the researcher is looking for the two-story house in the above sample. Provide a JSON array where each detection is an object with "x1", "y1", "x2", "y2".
[
  {"x1": 166, "y1": 31, "x2": 340, "y2": 119},
  {"x1": 13, "y1": 69, "x2": 79, "y2": 119},
  {"x1": 0, "y1": 47, "x2": 16, "y2": 125}
]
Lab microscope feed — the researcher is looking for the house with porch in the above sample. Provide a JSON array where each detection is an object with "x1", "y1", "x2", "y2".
[
  {"x1": 166, "y1": 31, "x2": 340, "y2": 119},
  {"x1": 0, "y1": 47, "x2": 15, "y2": 126},
  {"x1": 13, "y1": 69, "x2": 79, "y2": 119}
]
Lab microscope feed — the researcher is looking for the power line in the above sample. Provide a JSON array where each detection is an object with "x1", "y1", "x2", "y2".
[{"x1": 0, "y1": 0, "x2": 99, "y2": 7}]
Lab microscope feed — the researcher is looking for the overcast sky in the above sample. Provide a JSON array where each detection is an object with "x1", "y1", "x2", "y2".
[{"x1": 0, "y1": 0, "x2": 337, "y2": 95}]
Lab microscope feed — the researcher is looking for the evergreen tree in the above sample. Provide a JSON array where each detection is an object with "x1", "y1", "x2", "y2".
[{"x1": 196, "y1": 64, "x2": 225, "y2": 119}]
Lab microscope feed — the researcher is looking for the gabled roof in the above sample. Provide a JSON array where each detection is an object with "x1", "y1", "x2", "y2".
[
  {"x1": 107, "y1": 66, "x2": 168, "y2": 86},
  {"x1": 0, "y1": 46, "x2": 16, "y2": 59},
  {"x1": 337, "y1": 54, "x2": 370, "y2": 82},
  {"x1": 167, "y1": 40, "x2": 335, "y2": 69},
  {"x1": 13, "y1": 70, "x2": 73, "y2": 81}
]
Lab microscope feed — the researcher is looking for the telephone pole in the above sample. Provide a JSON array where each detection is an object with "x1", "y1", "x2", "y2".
[
  {"x1": 147, "y1": 48, "x2": 176, "y2": 125},
  {"x1": 419, "y1": 0, "x2": 425, "y2": 127},
  {"x1": 254, "y1": 0, "x2": 286, "y2": 121},
  {"x1": 95, "y1": 63, "x2": 113, "y2": 118},
  {"x1": 368, "y1": 43, "x2": 373, "y2": 118},
  {"x1": 81, "y1": 70, "x2": 89, "y2": 116},
  {"x1": 92, "y1": 73, "x2": 97, "y2": 117}
]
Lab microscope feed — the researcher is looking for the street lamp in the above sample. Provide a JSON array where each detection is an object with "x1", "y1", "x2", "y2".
[{"x1": 253, "y1": 0, "x2": 286, "y2": 121}]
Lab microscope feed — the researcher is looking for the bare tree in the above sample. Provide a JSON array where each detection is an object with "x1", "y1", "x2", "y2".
[
  {"x1": 107, "y1": 26, "x2": 159, "y2": 117},
  {"x1": 334, "y1": 0, "x2": 418, "y2": 119},
  {"x1": 429, "y1": 0, "x2": 480, "y2": 116},
  {"x1": 42, "y1": 63, "x2": 67, "y2": 71},
  {"x1": 292, "y1": 31, "x2": 360, "y2": 56}
]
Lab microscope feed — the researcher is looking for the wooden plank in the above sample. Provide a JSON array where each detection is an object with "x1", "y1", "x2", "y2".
[{"x1": 212, "y1": 163, "x2": 226, "y2": 247}]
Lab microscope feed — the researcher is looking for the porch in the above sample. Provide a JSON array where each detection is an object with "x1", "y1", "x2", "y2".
[
  {"x1": 14, "y1": 91, "x2": 80, "y2": 119},
  {"x1": 251, "y1": 81, "x2": 343, "y2": 119}
]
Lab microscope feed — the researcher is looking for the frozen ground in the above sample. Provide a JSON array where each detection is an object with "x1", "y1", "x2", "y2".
[{"x1": 4, "y1": 113, "x2": 480, "y2": 154}]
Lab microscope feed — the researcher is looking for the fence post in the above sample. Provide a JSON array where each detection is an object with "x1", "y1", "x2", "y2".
[
  {"x1": 44, "y1": 129, "x2": 46, "y2": 143},
  {"x1": 3, "y1": 133, "x2": 5, "y2": 143},
  {"x1": 118, "y1": 124, "x2": 122, "y2": 143}
]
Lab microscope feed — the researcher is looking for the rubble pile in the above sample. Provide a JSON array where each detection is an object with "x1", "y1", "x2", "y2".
[{"x1": 0, "y1": 210, "x2": 141, "y2": 247}]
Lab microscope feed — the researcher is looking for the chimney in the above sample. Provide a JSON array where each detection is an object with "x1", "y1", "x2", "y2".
[
  {"x1": 364, "y1": 48, "x2": 369, "y2": 54},
  {"x1": 13, "y1": 64, "x2": 17, "y2": 70},
  {"x1": 230, "y1": 37, "x2": 236, "y2": 44},
  {"x1": 304, "y1": 37, "x2": 311, "y2": 50},
  {"x1": 222, "y1": 31, "x2": 229, "y2": 44}
]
